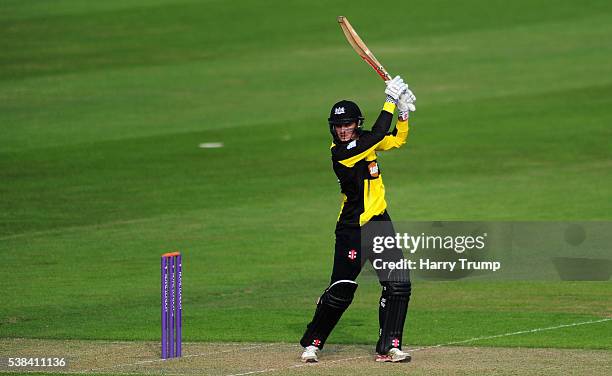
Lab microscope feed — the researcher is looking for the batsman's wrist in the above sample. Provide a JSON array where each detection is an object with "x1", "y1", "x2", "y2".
[
  {"x1": 398, "y1": 111, "x2": 409, "y2": 121},
  {"x1": 383, "y1": 95, "x2": 397, "y2": 113}
]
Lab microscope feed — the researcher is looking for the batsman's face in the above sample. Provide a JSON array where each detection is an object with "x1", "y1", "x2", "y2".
[{"x1": 335, "y1": 123, "x2": 357, "y2": 142}]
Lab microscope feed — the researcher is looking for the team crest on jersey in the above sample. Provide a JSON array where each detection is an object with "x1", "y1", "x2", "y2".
[
  {"x1": 368, "y1": 161, "x2": 379, "y2": 177},
  {"x1": 334, "y1": 106, "x2": 345, "y2": 115},
  {"x1": 347, "y1": 140, "x2": 357, "y2": 149}
]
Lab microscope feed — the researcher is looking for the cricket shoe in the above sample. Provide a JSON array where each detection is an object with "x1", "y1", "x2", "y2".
[
  {"x1": 300, "y1": 345, "x2": 319, "y2": 363},
  {"x1": 375, "y1": 348, "x2": 411, "y2": 363}
]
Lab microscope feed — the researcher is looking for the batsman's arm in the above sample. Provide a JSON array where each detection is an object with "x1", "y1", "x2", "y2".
[
  {"x1": 377, "y1": 86, "x2": 415, "y2": 151},
  {"x1": 375, "y1": 119, "x2": 409, "y2": 151},
  {"x1": 332, "y1": 103, "x2": 394, "y2": 167}
]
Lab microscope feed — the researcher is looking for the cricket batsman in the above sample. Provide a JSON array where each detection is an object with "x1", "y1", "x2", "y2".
[{"x1": 300, "y1": 76, "x2": 416, "y2": 363}]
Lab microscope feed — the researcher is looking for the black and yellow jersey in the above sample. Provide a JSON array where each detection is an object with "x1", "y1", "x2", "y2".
[{"x1": 331, "y1": 102, "x2": 409, "y2": 228}]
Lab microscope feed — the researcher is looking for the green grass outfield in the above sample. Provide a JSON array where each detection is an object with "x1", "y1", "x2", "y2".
[{"x1": 1, "y1": 0, "x2": 611, "y2": 353}]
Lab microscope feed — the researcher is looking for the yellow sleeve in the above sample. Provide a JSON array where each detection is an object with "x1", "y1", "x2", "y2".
[{"x1": 375, "y1": 119, "x2": 409, "y2": 151}]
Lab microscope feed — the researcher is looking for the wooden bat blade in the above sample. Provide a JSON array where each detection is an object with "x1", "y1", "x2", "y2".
[{"x1": 337, "y1": 16, "x2": 391, "y2": 81}]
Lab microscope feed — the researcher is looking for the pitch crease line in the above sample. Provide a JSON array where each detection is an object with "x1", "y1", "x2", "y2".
[{"x1": 410, "y1": 317, "x2": 612, "y2": 352}]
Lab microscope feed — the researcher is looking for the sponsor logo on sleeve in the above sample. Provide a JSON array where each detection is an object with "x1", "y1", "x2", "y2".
[{"x1": 368, "y1": 161, "x2": 379, "y2": 177}]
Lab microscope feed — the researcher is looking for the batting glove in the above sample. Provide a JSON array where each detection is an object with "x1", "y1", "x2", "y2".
[
  {"x1": 385, "y1": 76, "x2": 408, "y2": 104},
  {"x1": 397, "y1": 88, "x2": 416, "y2": 120}
]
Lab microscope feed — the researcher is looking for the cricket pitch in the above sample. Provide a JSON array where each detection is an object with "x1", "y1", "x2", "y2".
[{"x1": 1, "y1": 339, "x2": 610, "y2": 376}]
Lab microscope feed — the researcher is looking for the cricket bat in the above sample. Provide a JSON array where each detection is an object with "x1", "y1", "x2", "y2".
[{"x1": 337, "y1": 16, "x2": 392, "y2": 81}]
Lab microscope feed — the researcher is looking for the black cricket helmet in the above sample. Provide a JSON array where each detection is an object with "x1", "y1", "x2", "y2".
[{"x1": 328, "y1": 100, "x2": 364, "y2": 141}]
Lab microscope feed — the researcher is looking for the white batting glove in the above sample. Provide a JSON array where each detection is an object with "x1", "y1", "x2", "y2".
[
  {"x1": 384, "y1": 76, "x2": 408, "y2": 103},
  {"x1": 397, "y1": 88, "x2": 416, "y2": 120}
]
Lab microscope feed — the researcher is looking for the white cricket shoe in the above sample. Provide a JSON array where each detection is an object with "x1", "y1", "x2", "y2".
[
  {"x1": 301, "y1": 345, "x2": 319, "y2": 363},
  {"x1": 375, "y1": 348, "x2": 411, "y2": 363}
]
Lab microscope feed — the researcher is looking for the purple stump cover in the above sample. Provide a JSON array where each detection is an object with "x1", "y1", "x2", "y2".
[
  {"x1": 176, "y1": 254, "x2": 182, "y2": 356},
  {"x1": 161, "y1": 256, "x2": 169, "y2": 359},
  {"x1": 161, "y1": 252, "x2": 182, "y2": 359},
  {"x1": 169, "y1": 256, "x2": 175, "y2": 358}
]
